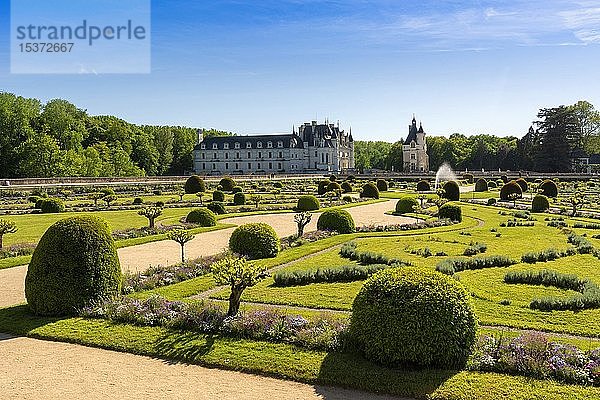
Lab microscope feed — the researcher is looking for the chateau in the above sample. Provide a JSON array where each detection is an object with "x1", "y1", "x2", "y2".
[
  {"x1": 193, "y1": 121, "x2": 354, "y2": 175},
  {"x1": 402, "y1": 116, "x2": 429, "y2": 173}
]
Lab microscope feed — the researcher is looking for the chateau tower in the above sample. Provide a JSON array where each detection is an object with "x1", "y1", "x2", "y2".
[{"x1": 402, "y1": 116, "x2": 429, "y2": 173}]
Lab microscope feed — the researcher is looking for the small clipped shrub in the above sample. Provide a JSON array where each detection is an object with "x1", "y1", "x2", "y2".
[
  {"x1": 376, "y1": 179, "x2": 388, "y2": 192},
  {"x1": 317, "y1": 209, "x2": 355, "y2": 234},
  {"x1": 488, "y1": 180, "x2": 497, "y2": 189},
  {"x1": 329, "y1": 174, "x2": 337, "y2": 182},
  {"x1": 100, "y1": 188, "x2": 116, "y2": 196},
  {"x1": 439, "y1": 203, "x2": 462, "y2": 222},
  {"x1": 462, "y1": 173, "x2": 474, "y2": 184},
  {"x1": 28, "y1": 195, "x2": 40, "y2": 204},
  {"x1": 297, "y1": 195, "x2": 320, "y2": 211},
  {"x1": 487, "y1": 198, "x2": 496, "y2": 206},
  {"x1": 155, "y1": 201, "x2": 165, "y2": 208},
  {"x1": 442, "y1": 181, "x2": 460, "y2": 201},
  {"x1": 229, "y1": 223, "x2": 279, "y2": 259},
  {"x1": 207, "y1": 201, "x2": 226, "y2": 215},
  {"x1": 531, "y1": 194, "x2": 550, "y2": 213},
  {"x1": 515, "y1": 178, "x2": 528, "y2": 192},
  {"x1": 317, "y1": 180, "x2": 330, "y2": 195},
  {"x1": 350, "y1": 267, "x2": 477, "y2": 368},
  {"x1": 40, "y1": 198, "x2": 65, "y2": 213},
  {"x1": 500, "y1": 175, "x2": 509, "y2": 183},
  {"x1": 219, "y1": 177, "x2": 236, "y2": 192},
  {"x1": 25, "y1": 216, "x2": 121, "y2": 316},
  {"x1": 272, "y1": 182, "x2": 283, "y2": 189},
  {"x1": 395, "y1": 197, "x2": 419, "y2": 214},
  {"x1": 133, "y1": 197, "x2": 144, "y2": 205},
  {"x1": 474, "y1": 178, "x2": 488, "y2": 192},
  {"x1": 327, "y1": 181, "x2": 342, "y2": 193},
  {"x1": 341, "y1": 181, "x2": 353, "y2": 193},
  {"x1": 539, "y1": 179, "x2": 558, "y2": 198},
  {"x1": 416, "y1": 180, "x2": 431, "y2": 192},
  {"x1": 500, "y1": 180, "x2": 523, "y2": 201},
  {"x1": 232, "y1": 186, "x2": 243, "y2": 193},
  {"x1": 360, "y1": 183, "x2": 379, "y2": 199},
  {"x1": 233, "y1": 192, "x2": 246, "y2": 205},
  {"x1": 212, "y1": 190, "x2": 225, "y2": 202},
  {"x1": 184, "y1": 175, "x2": 206, "y2": 194},
  {"x1": 185, "y1": 208, "x2": 217, "y2": 226}
]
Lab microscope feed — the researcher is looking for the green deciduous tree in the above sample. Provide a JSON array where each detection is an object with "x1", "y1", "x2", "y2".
[
  {"x1": 166, "y1": 229, "x2": 194, "y2": 262},
  {"x1": 0, "y1": 219, "x2": 18, "y2": 249}
]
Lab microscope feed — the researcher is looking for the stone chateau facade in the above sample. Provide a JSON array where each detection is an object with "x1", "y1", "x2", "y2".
[
  {"x1": 193, "y1": 121, "x2": 354, "y2": 175},
  {"x1": 402, "y1": 116, "x2": 429, "y2": 173}
]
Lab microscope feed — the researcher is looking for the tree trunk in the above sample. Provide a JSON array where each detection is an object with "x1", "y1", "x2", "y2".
[
  {"x1": 228, "y1": 287, "x2": 243, "y2": 316},
  {"x1": 180, "y1": 244, "x2": 185, "y2": 263},
  {"x1": 297, "y1": 224, "x2": 304, "y2": 238},
  {"x1": 149, "y1": 218, "x2": 155, "y2": 229},
  {"x1": 0, "y1": 234, "x2": 3, "y2": 250}
]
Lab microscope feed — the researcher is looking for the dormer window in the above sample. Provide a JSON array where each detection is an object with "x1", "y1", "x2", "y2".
[
  {"x1": 410, "y1": 142, "x2": 416, "y2": 148},
  {"x1": 235, "y1": 142, "x2": 240, "y2": 149},
  {"x1": 200, "y1": 143, "x2": 206, "y2": 149},
  {"x1": 246, "y1": 142, "x2": 252, "y2": 148},
  {"x1": 224, "y1": 143, "x2": 229, "y2": 150},
  {"x1": 257, "y1": 142, "x2": 263, "y2": 148},
  {"x1": 212, "y1": 143, "x2": 218, "y2": 150},
  {"x1": 267, "y1": 141, "x2": 273, "y2": 148},
  {"x1": 277, "y1": 141, "x2": 283, "y2": 148}
]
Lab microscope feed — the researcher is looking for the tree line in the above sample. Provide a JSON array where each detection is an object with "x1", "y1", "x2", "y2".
[
  {"x1": 355, "y1": 101, "x2": 600, "y2": 173},
  {"x1": 0, "y1": 92, "x2": 232, "y2": 178}
]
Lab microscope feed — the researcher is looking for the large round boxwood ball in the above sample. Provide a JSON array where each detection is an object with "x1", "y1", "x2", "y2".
[
  {"x1": 207, "y1": 201, "x2": 227, "y2": 215},
  {"x1": 40, "y1": 198, "x2": 65, "y2": 213},
  {"x1": 395, "y1": 197, "x2": 418, "y2": 214},
  {"x1": 219, "y1": 177, "x2": 236, "y2": 192},
  {"x1": 376, "y1": 179, "x2": 388, "y2": 192},
  {"x1": 327, "y1": 181, "x2": 342, "y2": 193},
  {"x1": 25, "y1": 216, "x2": 121, "y2": 316},
  {"x1": 500, "y1": 180, "x2": 523, "y2": 200},
  {"x1": 341, "y1": 181, "x2": 353, "y2": 193},
  {"x1": 531, "y1": 194, "x2": 550, "y2": 213},
  {"x1": 229, "y1": 223, "x2": 280, "y2": 259},
  {"x1": 184, "y1": 175, "x2": 206, "y2": 194},
  {"x1": 539, "y1": 179, "x2": 558, "y2": 198},
  {"x1": 474, "y1": 178, "x2": 488, "y2": 192},
  {"x1": 416, "y1": 180, "x2": 431, "y2": 192},
  {"x1": 213, "y1": 190, "x2": 225, "y2": 202},
  {"x1": 317, "y1": 180, "x2": 330, "y2": 195},
  {"x1": 515, "y1": 178, "x2": 528, "y2": 192},
  {"x1": 350, "y1": 267, "x2": 477, "y2": 368},
  {"x1": 186, "y1": 208, "x2": 217, "y2": 226},
  {"x1": 442, "y1": 181, "x2": 460, "y2": 201},
  {"x1": 317, "y1": 209, "x2": 355, "y2": 233},
  {"x1": 360, "y1": 183, "x2": 380, "y2": 199},
  {"x1": 233, "y1": 192, "x2": 246, "y2": 205},
  {"x1": 297, "y1": 195, "x2": 320, "y2": 211},
  {"x1": 439, "y1": 203, "x2": 462, "y2": 222}
]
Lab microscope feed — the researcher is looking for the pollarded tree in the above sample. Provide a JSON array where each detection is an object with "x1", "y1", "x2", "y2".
[
  {"x1": 167, "y1": 229, "x2": 194, "y2": 262},
  {"x1": 294, "y1": 212, "x2": 312, "y2": 238},
  {"x1": 0, "y1": 219, "x2": 17, "y2": 250},
  {"x1": 102, "y1": 194, "x2": 118, "y2": 207},
  {"x1": 87, "y1": 192, "x2": 104, "y2": 207},
  {"x1": 138, "y1": 206, "x2": 163, "y2": 228},
  {"x1": 177, "y1": 190, "x2": 185, "y2": 202},
  {"x1": 211, "y1": 256, "x2": 268, "y2": 316},
  {"x1": 570, "y1": 191, "x2": 586, "y2": 217},
  {"x1": 250, "y1": 194, "x2": 261, "y2": 208}
]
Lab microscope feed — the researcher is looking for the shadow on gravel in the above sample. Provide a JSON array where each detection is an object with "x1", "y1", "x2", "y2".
[{"x1": 316, "y1": 352, "x2": 457, "y2": 400}]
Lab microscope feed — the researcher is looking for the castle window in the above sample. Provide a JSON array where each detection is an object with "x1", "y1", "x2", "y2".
[
  {"x1": 213, "y1": 152, "x2": 217, "y2": 159},
  {"x1": 247, "y1": 152, "x2": 251, "y2": 158},
  {"x1": 268, "y1": 151, "x2": 272, "y2": 158},
  {"x1": 277, "y1": 141, "x2": 283, "y2": 148},
  {"x1": 235, "y1": 163, "x2": 239, "y2": 169},
  {"x1": 246, "y1": 142, "x2": 251, "y2": 148},
  {"x1": 212, "y1": 163, "x2": 216, "y2": 169},
  {"x1": 258, "y1": 152, "x2": 262, "y2": 158},
  {"x1": 213, "y1": 143, "x2": 218, "y2": 150},
  {"x1": 202, "y1": 163, "x2": 205, "y2": 169},
  {"x1": 224, "y1": 143, "x2": 229, "y2": 150},
  {"x1": 257, "y1": 162, "x2": 261, "y2": 169},
  {"x1": 225, "y1": 153, "x2": 229, "y2": 159},
  {"x1": 236, "y1": 152, "x2": 240, "y2": 159},
  {"x1": 278, "y1": 162, "x2": 282, "y2": 169},
  {"x1": 279, "y1": 151, "x2": 283, "y2": 158},
  {"x1": 248, "y1": 162, "x2": 251, "y2": 169},
  {"x1": 410, "y1": 142, "x2": 416, "y2": 148},
  {"x1": 269, "y1": 162, "x2": 273, "y2": 169},
  {"x1": 267, "y1": 141, "x2": 273, "y2": 148},
  {"x1": 235, "y1": 142, "x2": 240, "y2": 149},
  {"x1": 201, "y1": 143, "x2": 206, "y2": 149},
  {"x1": 257, "y1": 142, "x2": 263, "y2": 148},
  {"x1": 411, "y1": 154, "x2": 416, "y2": 160},
  {"x1": 201, "y1": 153, "x2": 205, "y2": 159},
  {"x1": 225, "y1": 163, "x2": 229, "y2": 170}
]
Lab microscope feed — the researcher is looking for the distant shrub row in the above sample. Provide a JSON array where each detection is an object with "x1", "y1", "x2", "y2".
[
  {"x1": 504, "y1": 269, "x2": 589, "y2": 293},
  {"x1": 436, "y1": 255, "x2": 516, "y2": 275},
  {"x1": 567, "y1": 233, "x2": 594, "y2": 254},
  {"x1": 272, "y1": 264, "x2": 388, "y2": 287},
  {"x1": 573, "y1": 222, "x2": 600, "y2": 230},
  {"x1": 463, "y1": 242, "x2": 487, "y2": 256}
]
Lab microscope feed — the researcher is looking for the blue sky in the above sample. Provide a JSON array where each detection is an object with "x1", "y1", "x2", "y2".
[{"x1": 0, "y1": 0, "x2": 599, "y2": 141}]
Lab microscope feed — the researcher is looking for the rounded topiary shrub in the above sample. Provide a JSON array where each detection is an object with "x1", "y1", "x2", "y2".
[
  {"x1": 327, "y1": 181, "x2": 342, "y2": 193},
  {"x1": 229, "y1": 222, "x2": 279, "y2": 259},
  {"x1": 539, "y1": 179, "x2": 558, "y2": 198},
  {"x1": 341, "y1": 181, "x2": 353, "y2": 193},
  {"x1": 184, "y1": 175, "x2": 206, "y2": 194},
  {"x1": 219, "y1": 177, "x2": 236, "y2": 192},
  {"x1": 207, "y1": 201, "x2": 226, "y2": 215},
  {"x1": 531, "y1": 194, "x2": 550, "y2": 213},
  {"x1": 500, "y1": 175, "x2": 509, "y2": 184},
  {"x1": 416, "y1": 180, "x2": 431, "y2": 192},
  {"x1": 474, "y1": 178, "x2": 488, "y2": 192},
  {"x1": 186, "y1": 208, "x2": 217, "y2": 226},
  {"x1": 317, "y1": 180, "x2": 330, "y2": 195},
  {"x1": 213, "y1": 190, "x2": 225, "y2": 202},
  {"x1": 488, "y1": 180, "x2": 497, "y2": 189},
  {"x1": 439, "y1": 203, "x2": 462, "y2": 222},
  {"x1": 350, "y1": 267, "x2": 477, "y2": 368},
  {"x1": 40, "y1": 198, "x2": 65, "y2": 213},
  {"x1": 233, "y1": 192, "x2": 246, "y2": 205},
  {"x1": 442, "y1": 181, "x2": 460, "y2": 201},
  {"x1": 100, "y1": 188, "x2": 115, "y2": 196},
  {"x1": 515, "y1": 178, "x2": 528, "y2": 192},
  {"x1": 500, "y1": 180, "x2": 523, "y2": 201},
  {"x1": 25, "y1": 216, "x2": 122, "y2": 316},
  {"x1": 376, "y1": 179, "x2": 388, "y2": 192},
  {"x1": 395, "y1": 197, "x2": 419, "y2": 214},
  {"x1": 297, "y1": 195, "x2": 320, "y2": 211},
  {"x1": 329, "y1": 174, "x2": 337, "y2": 182},
  {"x1": 133, "y1": 197, "x2": 144, "y2": 205},
  {"x1": 317, "y1": 209, "x2": 355, "y2": 234},
  {"x1": 462, "y1": 173, "x2": 474, "y2": 184},
  {"x1": 232, "y1": 186, "x2": 243, "y2": 193},
  {"x1": 360, "y1": 183, "x2": 380, "y2": 199}
]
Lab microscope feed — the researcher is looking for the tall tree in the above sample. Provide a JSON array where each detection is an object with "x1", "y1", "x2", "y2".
[
  {"x1": 569, "y1": 101, "x2": 600, "y2": 154},
  {"x1": 534, "y1": 107, "x2": 577, "y2": 172}
]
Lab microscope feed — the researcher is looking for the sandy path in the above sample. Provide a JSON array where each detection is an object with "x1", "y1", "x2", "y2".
[
  {"x1": 0, "y1": 335, "x2": 404, "y2": 400},
  {"x1": 0, "y1": 200, "x2": 410, "y2": 308}
]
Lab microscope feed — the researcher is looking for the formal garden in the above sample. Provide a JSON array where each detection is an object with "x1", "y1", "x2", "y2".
[{"x1": 3, "y1": 173, "x2": 600, "y2": 399}]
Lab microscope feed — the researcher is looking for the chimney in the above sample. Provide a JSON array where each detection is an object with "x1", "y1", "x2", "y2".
[{"x1": 197, "y1": 128, "x2": 204, "y2": 144}]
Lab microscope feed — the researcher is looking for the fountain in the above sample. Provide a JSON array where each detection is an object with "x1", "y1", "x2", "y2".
[{"x1": 434, "y1": 162, "x2": 457, "y2": 190}]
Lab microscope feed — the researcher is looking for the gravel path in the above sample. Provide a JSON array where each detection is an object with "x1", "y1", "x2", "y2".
[
  {"x1": 0, "y1": 334, "x2": 405, "y2": 400},
  {"x1": 0, "y1": 200, "x2": 410, "y2": 308}
]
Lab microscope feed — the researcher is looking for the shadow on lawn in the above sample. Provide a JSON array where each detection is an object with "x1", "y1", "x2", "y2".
[
  {"x1": 153, "y1": 330, "x2": 217, "y2": 365},
  {"x1": 316, "y1": 352, "x2": 458, "y2": 400},
  {"x1": 0, "y1": 305, "x2": 64, "y2": 337}
]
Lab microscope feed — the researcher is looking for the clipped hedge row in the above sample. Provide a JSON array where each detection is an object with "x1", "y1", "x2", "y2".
[
  {"x1": 273, "y1": 264, "x2": 388, "y2": 287},
  {"x1": 340, "y1": 241, "x2": 411, "y2": 266},
  {"x1": 436, "y1": 255, "x2": 516, "y2": 275},
  {"x1": 521, "y1": 248, "x2": 575, "y2": 263},
  {"x1": 504, "y1": 269, "x2": 589, "y2": 292}
]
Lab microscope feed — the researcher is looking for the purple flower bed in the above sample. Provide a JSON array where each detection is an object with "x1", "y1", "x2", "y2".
[
  {"x1": 280, "y1": 230, "x2": 339, "y2": 250},
  {"x1": 469, "y1": 332, "x2": 600, "y2": 386},
  {"x1": 355, "y1": 218, "x2": 455, "y2": 233},
  {"x1": 122, "y1": 254, "x2": 225, "y2": 293},
  {"x1": 81, "y1": 295, "x2": 348, "y2": 351},
  {"x1": 0, "y1": 243, "x2": 36, "y2": 259}
]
